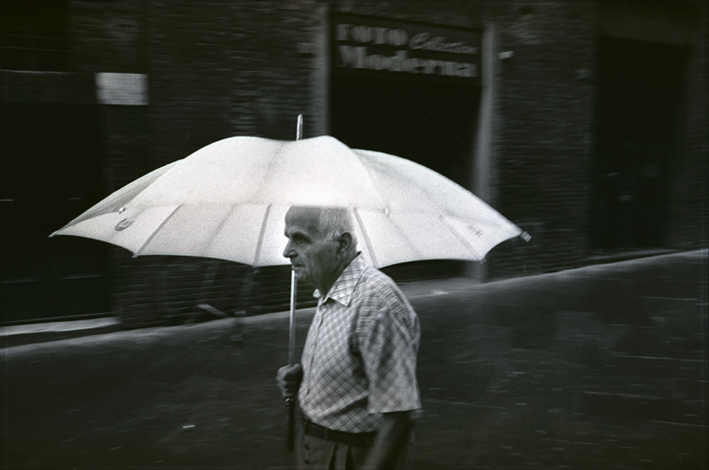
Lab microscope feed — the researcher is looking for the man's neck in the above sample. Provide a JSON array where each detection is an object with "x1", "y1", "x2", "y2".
[{"x1": 317, "y1": 252, "x2": 358, "y2": 295}]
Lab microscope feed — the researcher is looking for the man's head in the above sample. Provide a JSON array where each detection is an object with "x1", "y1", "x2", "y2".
[{"x1": 283, "y1": 206, "x2": 358, "y2": 293}]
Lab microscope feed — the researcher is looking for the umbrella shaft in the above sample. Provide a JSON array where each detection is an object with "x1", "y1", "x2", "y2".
[{"x1": 289, "y1": 268, "x2": 297, "y2": 366}]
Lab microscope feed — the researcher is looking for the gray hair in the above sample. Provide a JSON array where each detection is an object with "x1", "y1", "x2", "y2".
[{"x1": 317, "y1": 207, "x2": 357, "y2": 248}]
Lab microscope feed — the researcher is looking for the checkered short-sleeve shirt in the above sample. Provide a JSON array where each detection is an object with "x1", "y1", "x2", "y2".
[{"x1": 298, "y1": 256, "x2": 421, "y2": 433}]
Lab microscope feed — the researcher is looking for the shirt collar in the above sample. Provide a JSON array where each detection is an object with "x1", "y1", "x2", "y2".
[{"x1": 313, "y1": 254, "x2": 366, "y2": 307}]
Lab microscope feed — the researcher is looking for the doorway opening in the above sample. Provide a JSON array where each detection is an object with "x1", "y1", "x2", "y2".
[
  {"x1": 1, "y1": 103, "x2": 109, "y2": 323},
  {"x1": 590, "y1": 37, "x2": 688, "y2": 251},
  {"x1": 330, "y1": 76, "x2": 480, "y2": 279}
]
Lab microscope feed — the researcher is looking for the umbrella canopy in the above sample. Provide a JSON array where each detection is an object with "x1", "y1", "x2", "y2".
[{"x1": 51, "y1": 135, "x2": 523, "y2": 267}]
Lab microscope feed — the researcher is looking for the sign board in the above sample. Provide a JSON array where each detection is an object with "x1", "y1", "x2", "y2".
[
  {"x1": 95, "y1": 73, "x2": 148, "y2": 106},
  {"x1": 331, "y1": 13, "x2": 482, "y2": 85}
]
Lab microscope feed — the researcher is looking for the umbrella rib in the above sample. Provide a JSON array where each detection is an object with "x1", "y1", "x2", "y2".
[
  {"x1": 350, "y1": 150, "x2": 388, "y2": 209},
  {"x1": 352, "y1": 207, "x2": 378, "y2": 267},
  {"x1": 252, "y1": 203, "x2": 272, "y2": 266},
  {"x1": 438, "y1": 215, "x2": 485, "y2": 260},
  {"x1": 252, "y1": 141, "x2": 286, "y2": 203},
  {"x1": 52, "y1": 161, "x2": 180, "y2": 234},
  {"x1": 133, "y1": 204, "x2": 184, "y2": 257},
  {"x1": 201, "y1": 203, "x2": 239, "y2": 258}
]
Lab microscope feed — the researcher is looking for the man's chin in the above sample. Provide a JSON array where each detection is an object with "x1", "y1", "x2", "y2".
[{"x1": 291, "y1": 267, "x2": 308, "y2": 282}]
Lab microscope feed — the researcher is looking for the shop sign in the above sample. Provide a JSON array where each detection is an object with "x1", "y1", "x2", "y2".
[
  {"x1": 96, "y1": 72, "x2": 148, "y2": 105},
  {"x1": 331, "y1": 13, "x2": 481, "y2": 84}
]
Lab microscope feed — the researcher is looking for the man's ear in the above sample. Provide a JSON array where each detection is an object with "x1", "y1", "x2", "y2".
[{"x1": 337, "y1": 232, "x2": 353, "y2": 256}]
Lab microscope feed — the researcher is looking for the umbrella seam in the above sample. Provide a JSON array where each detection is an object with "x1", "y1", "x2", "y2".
[
  {"x1": 355, "y1": 208, "x2": 426, "y2": 267},
  {"x1": 352, "y1": 207, "x2": 378, "y2": 268},
  {"x1": 52, "y1": 161, "x2": 180, "y2": 234},
  {"x1": 385, "y1": 211, "x2": 425, "y2": 264},
  {"x1": 132, "y1": 204, "x2": 184, "y2": 257},
  {"x1": 438, "y1": 215, "x2": 485, "y2": 260},
  {"x1": 253, "y1": 203, "x2": 273, "y2": 266},
  {"x1": 201, "y1": 203, "x2": 240, "y2": 258},
  {"x1": 350, "y1": 150, "x2": 390, "y2": 211},
  {"x1": 252, "y1": 140, "x2": 286, "y2": 204}
]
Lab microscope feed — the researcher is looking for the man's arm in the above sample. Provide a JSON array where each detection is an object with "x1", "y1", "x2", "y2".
[{"x1": 363, "y1": 411, "x2": 413, "y2": 469}]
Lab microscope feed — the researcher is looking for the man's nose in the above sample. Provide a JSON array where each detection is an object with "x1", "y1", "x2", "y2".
[{"x1": 283, "y1": 240, "x2": 295, "y2": 259}]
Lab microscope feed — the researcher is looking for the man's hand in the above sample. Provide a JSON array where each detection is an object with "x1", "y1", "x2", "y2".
[{"x1": 276, "y1": 364, "x2": 303, "y2": 399}]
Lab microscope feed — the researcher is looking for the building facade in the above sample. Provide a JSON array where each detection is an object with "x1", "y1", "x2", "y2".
[{"x1": 1, "y1": 0, "x2": 706, "y2": 324}]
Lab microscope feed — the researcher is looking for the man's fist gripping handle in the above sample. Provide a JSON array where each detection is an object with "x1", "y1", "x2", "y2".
[{"x1": 277, "y1": 364, "x2": 303, "y2": 399}]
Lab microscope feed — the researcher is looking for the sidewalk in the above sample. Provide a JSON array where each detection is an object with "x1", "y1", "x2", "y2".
[
  {"x1": 0, "y1": 316, "x2": 124, "y2": 348},
  {"x1": 0, "y1": 277, "x2": 477, "y2": 349},
  {"x1": 1, "y1": 249, "x2": 704, "y2": 349}
]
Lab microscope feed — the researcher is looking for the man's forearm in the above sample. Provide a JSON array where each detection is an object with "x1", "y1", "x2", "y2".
[{"x1": 363, "y1": 411, "x2": 413, "y2": 469}]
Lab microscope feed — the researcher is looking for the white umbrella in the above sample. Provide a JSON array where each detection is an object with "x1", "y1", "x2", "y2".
[
  {"x1": 51, "y1": 135, "x2": 523, "y2": 268},
  {"x1": 51, "y1": 129, "x2": 526, "y2": 451}
]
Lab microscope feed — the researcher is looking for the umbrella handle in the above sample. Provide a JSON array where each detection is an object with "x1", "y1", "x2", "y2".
[{"x1": 285, "y1": 397, "x2": 296, "y2": 452}]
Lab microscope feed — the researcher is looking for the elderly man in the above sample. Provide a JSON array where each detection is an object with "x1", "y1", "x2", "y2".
[{"x1": 276, "y1": 205, "x2": 421, "y2": 470}]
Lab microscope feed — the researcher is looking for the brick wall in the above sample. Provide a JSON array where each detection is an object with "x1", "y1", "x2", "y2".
[
  {"x1": 56, "y1": 0, "x2": 707, "y2": 322},
  {"x1": 484, "y1": 0, "x2": 597, "y2": 278},
  {"x1": 67, "y1": 0, "x2": 328, "y2": 322},
  {"x1": 65, "y1": 0, "x2": 488, "y2": 322}
]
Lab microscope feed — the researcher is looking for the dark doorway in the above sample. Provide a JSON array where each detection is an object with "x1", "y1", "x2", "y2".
[
  {"x1": 590, "y1": 37, "x2": 688, "y2": 250},
  {"x1": 0, "y1": 0, "x2": 71, "y2": 72},
  {"x1": 331, "y1": 77, "x2": 479, "y2": 188},
  {"x1": 330, "y1": 77, "x2": 480, "y2": 279},
  {"x1": 1, "y1": 103, "x2": 109, "y2": 323}
]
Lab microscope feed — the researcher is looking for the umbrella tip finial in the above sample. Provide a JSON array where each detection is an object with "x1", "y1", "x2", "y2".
[{"x1": 296, "y1": 114, "x2": 303, "y2": 140}]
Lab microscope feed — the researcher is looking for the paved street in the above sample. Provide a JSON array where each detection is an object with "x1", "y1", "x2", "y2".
[{"x1": 2, "y1": 250, "x2": 707, "y2": 469}]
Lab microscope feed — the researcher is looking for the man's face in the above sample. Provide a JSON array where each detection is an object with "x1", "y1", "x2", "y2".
[{"x1": 283, "y1": 207, "x2": 339, "y2": 290}]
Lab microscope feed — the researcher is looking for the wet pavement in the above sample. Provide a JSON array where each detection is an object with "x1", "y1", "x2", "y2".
[{"x1": 1, "y1": 250, "x2": 707, "y2": 469}]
